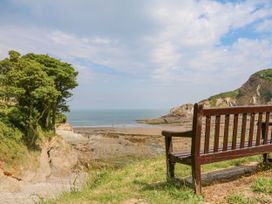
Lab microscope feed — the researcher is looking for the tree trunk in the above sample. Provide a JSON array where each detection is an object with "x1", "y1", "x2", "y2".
[{"x1": 52, "y1": 103, "x2": 57, "y2": 134}]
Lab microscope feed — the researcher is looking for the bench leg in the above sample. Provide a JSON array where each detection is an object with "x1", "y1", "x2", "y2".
[
  {"x1": 165, "y1": 136, "x2": 175, "y2": 179},
  {"x1": 192, "y1": 163, "x2": 201, "y2": 194},
  {"x1": 166, "y1": 159, "x2": 175, "y2": 179},
  {"x1": 263, "y1": 153, "x2": 269, "y2": 164}
]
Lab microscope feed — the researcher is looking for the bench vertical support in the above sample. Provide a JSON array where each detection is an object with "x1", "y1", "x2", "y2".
[
  {"x1": 262, "y1": 123, "x2": 269, "y2": 163},
  {"x1": 192, "y1": 161, "x2": 201, "y2": 194},
  {"x1": 191, "y1": 103, "x2": 203, "y2": 194},
  {"x1": 165, "y1": 136, "x2": 175, "y2": 179}
]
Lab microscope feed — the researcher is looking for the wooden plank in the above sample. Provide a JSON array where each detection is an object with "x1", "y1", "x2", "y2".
[
  {"x1": 162, "y1": 130, "x2": 193, "y2": 138},
  {"x1": 200, "y1": 143, "x2": 272, "y2": 164},
  {"x1": 256, "y1": 113, "x2": 263, "y2": 146},
  {"x1": 223, "y1": 114, "x2": 230, "y2": 151},
  {"x1": 191, "y1": 103, "x2": 203, "y2": 157},
  {"x1": 232, "y1": 114, "x2": 238, "y2": 150},
  {"x1": 202, "y1": 105, "x2": 272, "y2": 116},
  {"x1": 204, "y1": 116, "x2": 211, "y2": 154},
  {"x1": 240, "y1": 113, "x2": 247, "y2": 148},
  {"x1": 191, "y1": 103, "x2": 203, "y2": 194},
  {"x1": 263, "y1": 112, "x2": 270, "y2": 144},
  {"x1": 214, "y1": 115, "x2": 220, "y2": 152},
  {"x1": 248, "y1": 113, "x2": 255, "y2": 147}
]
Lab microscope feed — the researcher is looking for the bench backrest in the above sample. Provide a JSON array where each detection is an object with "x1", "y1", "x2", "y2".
[{"x1": 192, "y1": 103, "x2": 272, "y2": 161}]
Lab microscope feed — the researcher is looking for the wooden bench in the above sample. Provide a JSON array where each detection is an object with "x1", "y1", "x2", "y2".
[{"x1": 162, "y1": 103, "x2": 272, "y2": 194}]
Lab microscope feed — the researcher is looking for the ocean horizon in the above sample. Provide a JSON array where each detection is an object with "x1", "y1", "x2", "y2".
[{"x1": 66, "y1": 109, "x2": 168, "y2": 127}]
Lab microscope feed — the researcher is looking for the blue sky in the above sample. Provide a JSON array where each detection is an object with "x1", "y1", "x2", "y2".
[{"x1": 0, "y1": 0, "x2": 272, "y2": 110}]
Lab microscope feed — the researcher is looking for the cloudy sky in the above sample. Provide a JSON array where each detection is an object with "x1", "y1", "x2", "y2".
[{"x1": 0, "y1": 0, "x2": 272, "y2": 110}]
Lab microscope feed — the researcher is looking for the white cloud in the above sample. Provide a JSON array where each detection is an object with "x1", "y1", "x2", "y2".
[
  {"x1": 148, "y1": 0, "x2": 272, "y2": 84},
  {"x1": 256, "y1": 19, "x2": 272, "y2": 32},
  {"x1": 0, "y1": 0, "x2": 272, "y2": 108}
]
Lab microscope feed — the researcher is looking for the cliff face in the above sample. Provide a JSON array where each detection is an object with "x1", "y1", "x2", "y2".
[
  {"x1": 140, "y1": 69, "x2": 272, "y2": 124},
  {"x1": 237, "y1": 70, "x2": 272, "y2": 105},
  {"x1": 203, "y1": 69, "x2": 272, "y2": 107}
]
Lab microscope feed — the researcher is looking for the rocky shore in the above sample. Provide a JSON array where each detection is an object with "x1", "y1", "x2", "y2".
[{"x1": 58, "y1": 124, "x2": 191, "y2": 166}]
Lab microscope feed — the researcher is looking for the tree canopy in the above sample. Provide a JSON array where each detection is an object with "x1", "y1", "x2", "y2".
[{"x1": 0, "y1": 50, "x2": 78, "y2": 147}]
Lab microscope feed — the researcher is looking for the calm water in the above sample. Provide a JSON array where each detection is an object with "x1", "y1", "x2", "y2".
[{"x1": 66, "y1": 109, "x2": 168, "y2": 127}]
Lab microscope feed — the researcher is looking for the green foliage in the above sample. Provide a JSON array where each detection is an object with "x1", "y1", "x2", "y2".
[
  {"x1": 226, "y1": 193, "x2": 257, "y2": 204},
  {"x1": 0, "y1": 121, "x2": 28, "y2": 165},
  {"x1": 256, "y1": 69, "x2": 272, "y2": 81},
  {"x1": 0, "y1": 50, "x2": 77, "y2": 148},
  {"x1": 23, "y1": 53, "x2": 78, "y2": 127},
  {"x1": 208, "y1": 89, "x2": 240, "y2": 106},
  {"x1": 252, "y1": 177, "x2": 272, "y2": 194},
  {"x1": 56, "y1": 112, "x2": 67, "y2": 124}
]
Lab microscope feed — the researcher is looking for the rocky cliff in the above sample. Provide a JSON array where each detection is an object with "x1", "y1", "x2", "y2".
[{"x1": 140, "y1": 69, "x2": 272, "y2": 124}]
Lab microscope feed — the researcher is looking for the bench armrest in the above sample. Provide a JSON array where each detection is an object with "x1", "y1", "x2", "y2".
[{"x1": 162, "y1": 130, "x2": 193, "y2": 138}]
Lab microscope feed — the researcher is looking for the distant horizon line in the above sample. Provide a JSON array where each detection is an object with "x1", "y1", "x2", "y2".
[{"x1": 69, "y1": 108, "x2": 171, "y2": 111}]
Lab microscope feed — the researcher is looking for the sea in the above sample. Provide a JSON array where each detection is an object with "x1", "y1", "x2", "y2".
[{"x1": 66, "y1": 109, "x2": 168, "y2": 127}]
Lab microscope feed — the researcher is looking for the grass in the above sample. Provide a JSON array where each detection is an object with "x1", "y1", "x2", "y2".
[
  {"x1": 252, "y1": 177, "x2": 272, "y2": 194},
  {"x1": 208, "y1": 89, "x2": 240, "y2": 106},
  {"x1": 225, "y1": 193, "x2": 257, "y2": 204},
  {"x1": 45, "y1": 155, "x2": 262, "y2": 204},
  {"x1": 256, "y1": 69, "x2": 272, "y2": 81}
]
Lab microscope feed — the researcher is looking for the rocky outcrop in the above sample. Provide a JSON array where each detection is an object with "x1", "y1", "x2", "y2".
[
  {"x1": 168, "y1": 103, "x2": 194, "y2": 117},
  {"x1": 139, "y1": 104, "x2": 194, "y2": 124},
  {"x1": 19, "y1": 136, "x2": 78, "y2": 182},
  {"x1": 236, "y1": 71, "x2": 272, "y2": 105},
  {"x1": 0, "y1": 135, "x2": 81, "y2": 203},
  {"x1": 141, "y1": 69, "x2": 272, "y2": 124},
  {"x1": 46, "y1": 136, "x2": 78, "y2": 177},
  {"x1": 203, "y1": 70, "x2": 272, "y2": 107}
]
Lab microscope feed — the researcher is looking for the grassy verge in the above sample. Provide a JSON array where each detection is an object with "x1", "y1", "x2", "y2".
[{"x1": 46, "y1": 155, "x2": 262, "y2": 204}]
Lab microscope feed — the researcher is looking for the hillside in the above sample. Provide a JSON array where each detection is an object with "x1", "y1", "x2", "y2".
[
  {"x1": 205, "y1": 69, "x2": 272, "y2": 107},
  {"x1": 140, "y1": 69, "x2": 272, "y2": 124}
]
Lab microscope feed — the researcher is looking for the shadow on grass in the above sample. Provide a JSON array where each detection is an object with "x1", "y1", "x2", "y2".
[
  {"x1": 132, "y1": 179, "x2": 203, "y2": 202},
  {"x1": 134, "y1": 162, "x2": 270, "y2": 193},
  {"x1": 133, "y1": 178, "x2": 191, "y2": 192}
]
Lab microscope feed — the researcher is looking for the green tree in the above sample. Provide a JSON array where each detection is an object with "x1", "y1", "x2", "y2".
[
  {"x1": 0, "y1": 50, "x2": 78, "y2": 147},
  {"x1": 23, "y1": 54, "x2": 78, "y2": 129},
  {"x1": 4, "y1": 57, "x2": 60, "y2": 146}
]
